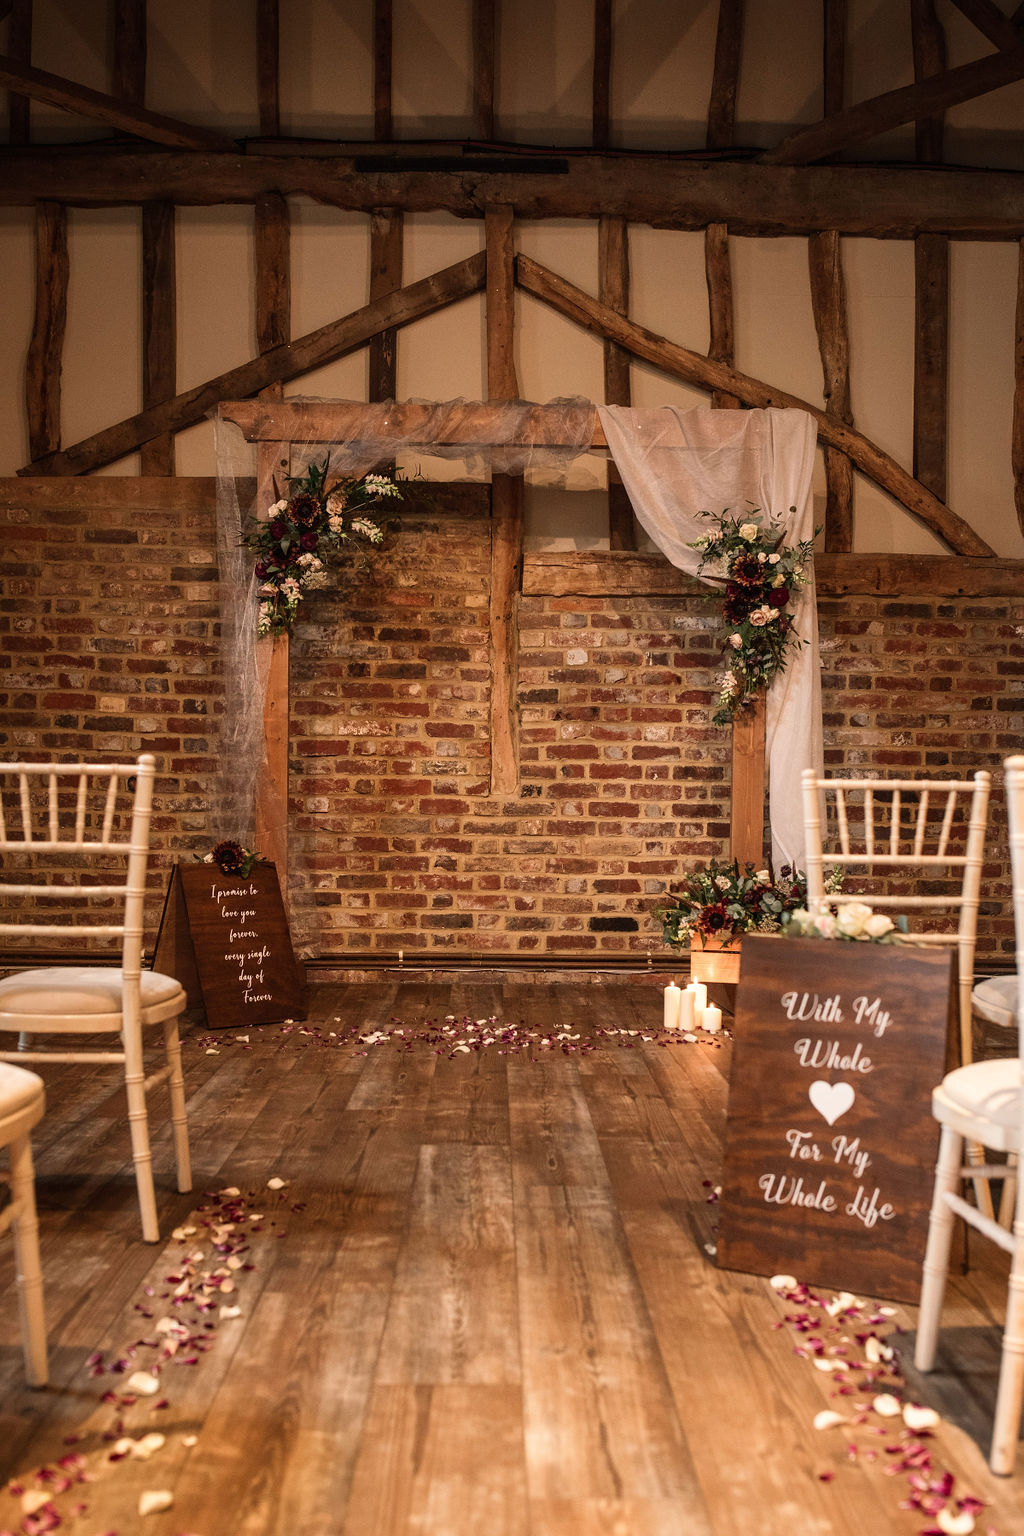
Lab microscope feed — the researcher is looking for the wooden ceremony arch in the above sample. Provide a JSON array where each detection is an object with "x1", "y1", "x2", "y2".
[{"x1": 218, "y1": 398, "x2": 769, "y2": 887}]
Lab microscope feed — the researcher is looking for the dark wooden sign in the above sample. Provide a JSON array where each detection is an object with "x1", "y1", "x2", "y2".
[
  {"x1": 154, "y1": 861, "x2": 305, "y2": 1029},
  {"x1": 716, "y1": 935, "x2": 955, "y2": 1303}
]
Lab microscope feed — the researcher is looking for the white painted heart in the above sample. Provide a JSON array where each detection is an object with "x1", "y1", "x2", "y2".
[{"x1": 809, "y1": 1079, "x2": 855, "y2": 1125}]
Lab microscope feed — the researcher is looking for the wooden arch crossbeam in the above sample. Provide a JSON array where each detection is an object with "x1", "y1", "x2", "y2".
[{"x1": 219, "y1": 398, "x2": 769, "y2": 880}]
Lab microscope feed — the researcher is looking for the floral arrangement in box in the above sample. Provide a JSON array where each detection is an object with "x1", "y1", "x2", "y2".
[
  {"x1": 655, "y1": 860, "x2": 840, "y2": 948},
  {"x1": 692, "y1": 508, "x2": 815, "y2": 725},
  {"x1": 783, "y1": 903, "x2": 909, "y2": 943},
  {"x1": 197, "y1": 840, "x2": 264, "y2": 879},
  {"x1": 243, "y1": 456, "x2": 402, "y2": 638}
]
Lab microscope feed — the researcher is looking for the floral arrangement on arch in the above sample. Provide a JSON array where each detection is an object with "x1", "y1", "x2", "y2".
[
  {"x1": 655, "y1": 860, "x2": 842, "y2": 948},
  {"x1": 244, "y1": 456, "x2": 402, "y2": 638},
  {"x1": 692, "y1": 508, "x2": 815, "y2": 726}
]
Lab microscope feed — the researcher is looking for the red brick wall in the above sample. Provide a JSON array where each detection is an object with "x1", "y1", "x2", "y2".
[
  {"x1": 1, "y1": 480, "x2": 222, "y2": 940},
  {"x1": 2, "y1": 480, "x2": 1021, "y2": 967}
]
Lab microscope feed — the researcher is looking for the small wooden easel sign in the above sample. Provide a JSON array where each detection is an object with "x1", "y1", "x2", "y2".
[
  {"x1": 154, "y1": 861, "x2": 306, "y2": 1029},
  {"x1": 716, "y1": 935, "x2": 955, "y2": 1303}
]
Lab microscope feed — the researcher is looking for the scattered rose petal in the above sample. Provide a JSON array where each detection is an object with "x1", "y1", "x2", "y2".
[
  {"x1": 219, "y1": 1305, "x2": 242, "y2": 1320},
  {"x1": 813, "y1": 1410, "x2": 846, "y2": 1430},
  {"x1": 132, "y1": 1434, "x2": 166, "y2": 1461},
  {"x1": 903, "y1": 1403, "x2": 940, "y2": 1432},
  {"x1": 20, "y1": 1492, "x2": 53, "y2": 1516},
  {"x1": 937, "y1": 1511, "x2": 976, "y2": 1535},
  {"x1": 770, "y1": 1274, "x2": 798, "y2": 1290},
  {"x1": 182, "y1": 1435, "x2": 199, "y2": 1447},
  {"x1": 138, "y1": 1489, "x2": 173, "y2": 1516},
  {"x1": 872, "y1": 1394, "x2": 902, "y2": 1417},
  {"x1": 125, "y1": 1371, "x2": 160, "y2": 1396},
  {"x1": 266, "y1": 1177, "x2": 287, "y2": 1191}
]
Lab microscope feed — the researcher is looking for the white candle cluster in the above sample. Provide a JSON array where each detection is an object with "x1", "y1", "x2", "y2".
[{"x1": 663, "y1": 981, "x2": 723, "y2": 1034}]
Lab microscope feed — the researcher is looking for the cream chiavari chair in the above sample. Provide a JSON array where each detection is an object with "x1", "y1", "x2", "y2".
[
  {"x1": 915, "y1": 756, "x2": 1024, "y2": 1475},
  {"x1": 801, "y1": 769, "x2": 991, "y2": 1069},
  {"x1": 0, "y1": 755, "x2": 191, "y2": 1242},
  {"x1": 0, "y1": 1062, "x2": 47, "y2": 1384}
]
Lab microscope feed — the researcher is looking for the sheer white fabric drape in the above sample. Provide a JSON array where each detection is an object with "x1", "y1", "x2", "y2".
[{"x1": 599, "y1": 404, "x2": 823, "y2": 870}]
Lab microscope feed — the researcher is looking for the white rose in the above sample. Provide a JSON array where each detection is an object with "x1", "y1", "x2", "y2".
[
  {"x1": 836, "y1": 902, "x2": 873, "y2": 938},
  {"x1": 757, "y1": 552, "x2": 767, "y2": 563},
  {"x1": 814, "y1": 911, "x2": 836, "y2": 938},
  {"x1": 749, "y1": 610, "x2": 768, "y2": 627},
  {"x1": 865, "y1": 913, "x2": 895, "y2": 939},
  {"x1": 768, "y1": 553, "x2": 781, "y2": 565},
  {"x1": 756, "y1": 869, "x2": 771, "y2": 883},
  {"x1": 739, "y1": 522, "x2": 760, "y2": 540},
  {"x1": 729, "y1": 633, "x2": 743, "y2": 649}
]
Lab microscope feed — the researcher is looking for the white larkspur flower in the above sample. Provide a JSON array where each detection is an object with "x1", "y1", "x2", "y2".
[{"x1": 350, "y1": 516, "x2": 384, "y2": 543}]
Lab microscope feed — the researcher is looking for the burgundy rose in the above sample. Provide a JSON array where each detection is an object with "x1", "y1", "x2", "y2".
[
  {"x1": 300, "y1": 530, "x2": 319, "y2": 551},
  {"x1": 254, "y1": 561, "x2": 268, "y2": 578},
  {"x1": 269, "y1": 519, "x2": 287, "y2": 540},
  {"x1": 767, "y1": 587, "x2": 790, "y2": 608}
]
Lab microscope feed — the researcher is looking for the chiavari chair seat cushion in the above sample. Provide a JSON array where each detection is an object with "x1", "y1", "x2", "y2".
[{"x1": 0, "y1": 967, "x2": 185, "y2": 1028}]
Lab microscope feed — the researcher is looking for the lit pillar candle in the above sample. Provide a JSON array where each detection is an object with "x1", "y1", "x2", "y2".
[
  {"x1": 692, "y1": 981, "x2": 708, "y2": 1018},
  {"x1": 702, "y1": 1003, "x2": 723, "y2": 1034},
  {"x1": 677, "y1": 987, "x2": 695, "y2": 1032},
  {"x1": 663, "y1": 981, "x2": 682, "y2": 1031}
]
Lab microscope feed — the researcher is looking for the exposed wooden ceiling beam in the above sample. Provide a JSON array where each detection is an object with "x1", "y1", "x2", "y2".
[
  {"x1": 762, "y1": 35, "x2": 1024, "y2": 164},
  {"x1": 948, "y1": 0, "x2": 1020, "y2": 51},
  {"x1": 17, "y1": 252, "x2": 486, "y2": 476},
  {"x1": 0, "y1": 51, "x2": 238, "y2": 151},
  {"x1": 1, "y1": 146, "x2": 1023, "y2": 236},
  {"x1": 515, "y1": 253, "x2": 993, "y2": 556}
]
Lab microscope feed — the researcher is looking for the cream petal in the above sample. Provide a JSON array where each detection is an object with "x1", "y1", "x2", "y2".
[
  {"x1": 902, "y1": 1403, "x2": 940, "y2": 1431},
  {"x1": 813, "y1": 1410, "x2": 846, "y2": 1430},
  {"x1": 126, "y1": 1370, "x2": 161, "y2": 1396},
  {"x1": 936, "y1": 1510, "x2": 975, "y2": 1535},
  {"x1": 139, "y1": 1490, "x2": 174, "y2": 1516}
]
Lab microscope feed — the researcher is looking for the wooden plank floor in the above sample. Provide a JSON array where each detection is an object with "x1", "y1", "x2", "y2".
[{"x1": 1, "y1": 981, "x2": 1022, "y2": 1535}]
